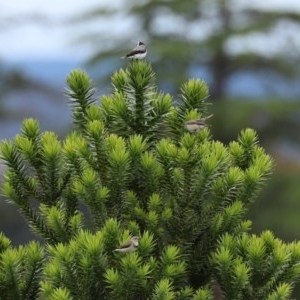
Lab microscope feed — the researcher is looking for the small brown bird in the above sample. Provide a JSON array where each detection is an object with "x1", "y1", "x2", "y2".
[
  {"x1": 184, "y1": 114, "x2": 213, "y2": 133},
  {"x1": 114, "y1": 236, "x2": 140, "y2": 253}
]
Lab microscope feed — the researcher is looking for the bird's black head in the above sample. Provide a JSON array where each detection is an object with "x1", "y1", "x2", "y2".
[{"x1": 138, "y1": 42, "x2": 145, "y2": 46}]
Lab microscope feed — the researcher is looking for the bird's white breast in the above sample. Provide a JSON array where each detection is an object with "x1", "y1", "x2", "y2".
[
  {"x1": 130, "y1": 51, "x2": 147, "y2": 59},
  {"x1": 185, "y1": 123, "x2": 205, "y2": 132}
]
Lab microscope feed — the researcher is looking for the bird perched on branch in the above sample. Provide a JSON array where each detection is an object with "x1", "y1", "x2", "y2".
[
  {"x1": 184, "y1": 114, "x2": 213, "y2": 133},
  {"x1": 114, "y1": 236, "x2": 140, "y2": 253},
  {"x1": 121, "y1": 42, "x2": 147, "y2": 59}
]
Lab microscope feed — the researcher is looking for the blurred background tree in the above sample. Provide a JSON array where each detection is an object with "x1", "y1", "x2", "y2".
[{"x1": 74, "y1": 0, "x2": 300, "y2": 99}]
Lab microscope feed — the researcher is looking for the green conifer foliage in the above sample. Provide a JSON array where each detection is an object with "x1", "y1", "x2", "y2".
[{"x1": 0, "y1": 61, "x2": 299, "y2": 299}]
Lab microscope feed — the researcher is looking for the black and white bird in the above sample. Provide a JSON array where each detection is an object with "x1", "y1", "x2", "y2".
[
  {"x1": 184, "y1": 114, "x2": 213, "y2": 133},
  {"x1": 121, "y1": 42, "x2": 147, "y2": 59},
  {"x1": 114, "y1": 236, "x2": 140, "y2": 253}
]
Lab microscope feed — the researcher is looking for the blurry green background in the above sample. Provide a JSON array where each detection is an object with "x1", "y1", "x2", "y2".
[{"x1": 1, "y1": 0, "x2": 300, "y2": 294}]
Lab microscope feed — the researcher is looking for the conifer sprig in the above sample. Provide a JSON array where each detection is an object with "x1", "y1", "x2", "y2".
[
  {"x1": 211, "y1": 231, "x2": 300, "y2": 299},
  {"x1": 101, "y1": 61, "x2": 171, "y2": 144},
  {"x1": 66, "y1": 69, "x2": 96, "y2": 132}
]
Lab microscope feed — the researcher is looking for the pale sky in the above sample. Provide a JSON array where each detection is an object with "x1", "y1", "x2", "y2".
[
  {"x1": 1, "y1": 0, "x2": 117, "y2": 61},
  {"x1": 1, "y1": 0, "x2": 300, "y2": 62}
]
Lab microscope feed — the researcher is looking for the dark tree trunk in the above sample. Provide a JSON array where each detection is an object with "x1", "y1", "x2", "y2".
[
  {"x1": 211, "y1": 52, "x2": 228, "y2": 100},
  {"x1": 211, "y1": 1, "x2": 231, "y2": 101}
]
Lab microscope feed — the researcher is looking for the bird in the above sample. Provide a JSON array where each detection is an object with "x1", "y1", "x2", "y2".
[
  {"x1": 121, "y1": 42, "x2": 147, "y2": 59},
  {"x1": 184, "y1": 114, "x2": 213, "y2": 133},
  {"x1": 114, "y1": 236, "x2": 140, "y2": 253}
]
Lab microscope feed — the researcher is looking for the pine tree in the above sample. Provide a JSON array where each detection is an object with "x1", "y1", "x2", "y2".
[{"x1": 0, "y1": 61, "x2": 300, "y2": 299}]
